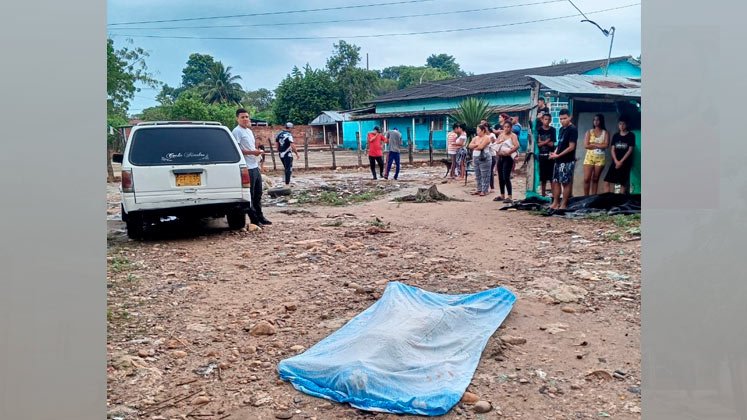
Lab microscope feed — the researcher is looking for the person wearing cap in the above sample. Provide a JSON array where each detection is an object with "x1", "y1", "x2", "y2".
[{"x1": 275, "y1": 122, "x2": 300, "y2": 186}]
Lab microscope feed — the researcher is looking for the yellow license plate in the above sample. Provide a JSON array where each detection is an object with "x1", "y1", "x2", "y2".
[{"x1": 175, "y1": 173, "x2": 201, "y2": 186}]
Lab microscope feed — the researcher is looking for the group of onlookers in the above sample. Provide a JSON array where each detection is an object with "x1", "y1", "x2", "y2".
[
  {"x1": 234, "y1": 102, "x2": 635, "y2": 219},
  {"x1": 444, "y1": 99, "x2": 636, "y2": 210},
  {"x1": 537, "y1": 108, "x2": 636, "y2": 210}
]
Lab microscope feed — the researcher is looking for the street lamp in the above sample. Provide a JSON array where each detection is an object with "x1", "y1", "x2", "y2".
[{"x1": 581, "y1": 19, "x2": 616, "y2": 77}]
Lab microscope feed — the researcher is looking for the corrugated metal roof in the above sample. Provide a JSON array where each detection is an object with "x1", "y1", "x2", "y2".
[
  {"x1": 528, "y1": 74, "x2": 641, "y2": 98},
  {"x1": 310, "y1": 110, "x2": 350, "y2": 125},
  {"x1": 349, "y1": 104, "x2": 533, "y2": 120},
  {"x1": 368, "y1": 56, "x2": 636, "y2": 104}
]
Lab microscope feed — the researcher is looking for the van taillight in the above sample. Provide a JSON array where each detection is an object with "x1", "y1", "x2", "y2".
[
  {"x1": 240, "y1": 166, "x2": 250, "y2": 188},
  {"x1": 121, "y1": 170, "x2": 134, "y2": 192}
]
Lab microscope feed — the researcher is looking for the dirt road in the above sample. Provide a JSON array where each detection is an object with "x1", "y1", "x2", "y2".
[{"x1": 107, "y1": 166, "x2": 641, "y2": 420}]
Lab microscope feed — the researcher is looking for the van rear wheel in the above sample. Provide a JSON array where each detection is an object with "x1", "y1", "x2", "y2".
[
  {"x1": 126, "y1": 212, "x2": 145, "y2": 240},
  {"x1": 227, "y1": 209, "x2": 247, "y2": 230}
]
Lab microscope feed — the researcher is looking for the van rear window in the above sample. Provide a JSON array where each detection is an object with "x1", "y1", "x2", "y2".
[{"x1": 128, "y1": 127, "x2": 241, "y2": 166}]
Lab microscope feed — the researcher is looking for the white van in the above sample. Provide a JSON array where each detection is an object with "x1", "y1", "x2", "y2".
[{"x1": 112, "y1": 121, "x2": 251, "y2": 239}]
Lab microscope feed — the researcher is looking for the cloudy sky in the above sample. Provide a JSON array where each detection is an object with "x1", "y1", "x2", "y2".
[{"x1": 107, "y1": 0, "x2": 640, "y2": 114}]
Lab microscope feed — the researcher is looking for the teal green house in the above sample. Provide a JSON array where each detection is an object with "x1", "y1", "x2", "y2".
[{"x1": 343, "y1": 56, "x2": 641, "y2": 152}]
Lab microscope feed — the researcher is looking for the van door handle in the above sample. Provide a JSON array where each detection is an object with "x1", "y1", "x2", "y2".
[{"x1": 183, "y1": 188, "x2": 198, "y2": 193}]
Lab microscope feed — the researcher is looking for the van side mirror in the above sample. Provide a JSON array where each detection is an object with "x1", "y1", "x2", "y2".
[{"x1": 112, "y1": 153, "x2": 123, "y2": 164}]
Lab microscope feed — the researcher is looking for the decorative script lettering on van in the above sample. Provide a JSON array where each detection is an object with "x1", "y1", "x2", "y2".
[{"x1": 161, "y1": 152, "x2": 210, "y2": 162}]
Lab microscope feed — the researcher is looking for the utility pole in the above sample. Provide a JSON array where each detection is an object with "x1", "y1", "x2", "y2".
[{"x1": 569, "y1": 1, "x2": 616, "y2": 76}]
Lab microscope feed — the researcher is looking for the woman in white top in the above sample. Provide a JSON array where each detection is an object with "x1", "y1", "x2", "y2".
[
  {"x1": 488, "y1": 124, "x2": 500, "y2": 192},
  {"x1": 493, "y1": 121, "x2": 520, "y2": 203},
  {"x1": 468, "y1": 123, "x2": 493, "y2": 197},
  {"x1": 582, "y1": 114, "x2": 609, "y2": 196}
]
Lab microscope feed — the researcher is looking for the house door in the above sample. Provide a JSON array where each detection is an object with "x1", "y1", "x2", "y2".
[{"x1": 573, "y1": 111, "x2": 620, "y2": 195}]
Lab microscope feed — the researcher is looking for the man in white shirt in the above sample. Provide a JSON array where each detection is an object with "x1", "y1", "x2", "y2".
[{"x1": 232, "y1": 108, "x2": 271, "y2": 226}]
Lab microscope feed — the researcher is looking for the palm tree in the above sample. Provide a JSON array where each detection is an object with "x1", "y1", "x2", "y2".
[
  {"x1": 450, "y1": 97, "x2": 494, "y2": 183},
  {"x1": 200, "y1": 62, "x2": 244, "y2": 105},
  {"x1": 450, "y1": 97, "x2": 493, "y2": 142}
]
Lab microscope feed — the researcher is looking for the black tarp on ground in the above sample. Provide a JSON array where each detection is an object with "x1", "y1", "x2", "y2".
[{"x1": 501, "y1": 193, "x2": 641, "y2": 218}]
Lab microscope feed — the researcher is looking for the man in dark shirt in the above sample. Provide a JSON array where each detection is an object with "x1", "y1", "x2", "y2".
[
  {"x1": 534, "y1": 97, "x2": 550, "y2": 130},
  {"x1": 549, "y1": 109, "x2": 577, "y2": 210},
  {"x1": 536, "y1": 113, "x2": 556, "y2": 197}
]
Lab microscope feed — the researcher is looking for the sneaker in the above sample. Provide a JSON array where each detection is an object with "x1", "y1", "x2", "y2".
[{"x1": 258, "y1": 218, "x2": 272, "y2": 225}]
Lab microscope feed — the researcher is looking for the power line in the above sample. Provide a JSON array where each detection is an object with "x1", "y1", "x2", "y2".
[
  {"x1": 109, "y1": 3, "x2": 639, "y2": 41},
  {"x1": 107, "y1": 0, "x2": 564, "y2": 31},
  {"x1": 108, "y1": 0, "x2": 436, "y2": 26},
  {"x1": 566, "y1": 0, "x2": 593, "y2": 21}
]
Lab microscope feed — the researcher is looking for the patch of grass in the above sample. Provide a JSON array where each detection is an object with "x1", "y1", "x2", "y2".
[
  {"x1": 318, "y1": 191, "x2": 347, "y2": 206},
  {"x1": 626, "y1": 226, "x2": 641, "y2": 236},
  {"x1": 612, "y1": 214, "x2": 640, "y2": 228},
  {"x1": 603, "y1": 231, "x2": 624, "y2": 242},
  {"x1": 586, "y1": 213, "x2": 613, "y2": 222},
  {"x1": 107, "y1": 308, "x2": 130, "y2": 323},
  {"x1": 321, "y1": 219, "x2": 344, "y2": 227},
  {"x1": 110, "y1": 255, "x2": 133, "y2": 273},
  {"x1": 125, "y1": 273, "x2": 139, "y2": 283},
  {"x1": 295, "y1": 191, "x2": 314, "y2": 205},
  {"x1": 349, "y1": 190, "x2": 385, "y2": 203}
]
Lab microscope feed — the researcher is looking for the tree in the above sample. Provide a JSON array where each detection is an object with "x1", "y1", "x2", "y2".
[
  {"x1": 374, "y1": 78, "x2": 399, "y2": 96},
  {"x1": 138, "y1": 105, "x2": 172, "y2": 121},
  {"x1": 273, "y1": 65, "x2": 340, "y2": 124},
  {"x1": 200, "y1": 62, "x2": 244, "y2": 105},
  {"x1": 152, "y1": 90, "x2": 238, "y2": 128},
  {"x1": 241, "y1": 88, "x2": 275, "y2": 112},
  {"x1": 379, "y1": 65, "x2": 452, "y2": 89},
  {"x1": 426, "y1": 53, "x2": 465, "y2": 77},
  {"x1": 450, "y1": 97, "x2": 493, "y2": 139},
  {"x1": 181, "y1": 53, "x2": 218, "y2": 88},
  {"x1": 325, "y1": 41, "x2": 379, "y2": 109},
  {"x1": 156, "y1": 84, "x2": 179, "y2": 105},
  {"x1": 107, "y1": 38, "x2": 158, "y2": 118},
  {"x1": 326, "y1": 40, "x2": 361, "y2": 77},
  {"x1": 380, "y1": 65, "x2": 408, "y2": 81},
  {"x1": 327, "y1": 40, "x2": 379, "y2": 109},
  {"x1": 338, "y1": 67, "x2": 380, "y2": 109},
  {"x1": 397, "y1": 66, "x2": 452, "y2": 89},
  {"x1": 551, "y1": 58, "x2": 569, "y2": 66},
  {"x1": 106, "y1": 38, "x2": 158, "y2": 180}
]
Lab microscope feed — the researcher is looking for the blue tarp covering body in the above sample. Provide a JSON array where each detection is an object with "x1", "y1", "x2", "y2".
[{"x1": 277, "y1": 282, "x2": 516, "y2": 416}]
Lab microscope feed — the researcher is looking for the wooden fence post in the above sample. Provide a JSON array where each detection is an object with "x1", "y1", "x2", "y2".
[
  {"x1": 428, "y1": 130, "x2": 434, "y2": 166},
  {"x1": 304, "y1": 131, "x2": 309, "y2": 169},
  {"x1": 356, "y1": 131, "x2": 362, "y2": 167},
  {"x1": 330, "y1": 143, "x2": 336, "y2": 169},
  {"x1": 406, "y1": 127, "x2": 414, "y2": 164}
]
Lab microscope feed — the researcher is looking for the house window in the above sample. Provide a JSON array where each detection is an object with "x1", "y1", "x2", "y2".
[
  {"x1": 431, "y1": 118, "x2": 444, "y2": 131},
  {"x1": 414, "y1": 117, "x2": 427, "y2": 125}
]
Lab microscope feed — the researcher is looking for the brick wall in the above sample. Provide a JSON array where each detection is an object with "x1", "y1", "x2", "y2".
[{"x1": 249, "y1": 125, "x2": 322, "y2": 147}]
